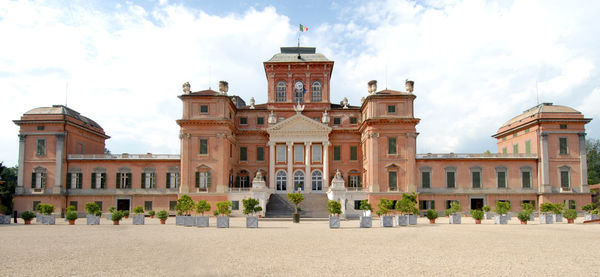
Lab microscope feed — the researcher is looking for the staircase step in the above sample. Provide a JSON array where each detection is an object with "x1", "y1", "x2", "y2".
[{"x1": 266, "y1": 193, "x2": 330, "y2": 218}]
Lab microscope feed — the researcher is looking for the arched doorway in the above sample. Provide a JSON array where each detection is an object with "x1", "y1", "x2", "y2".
[{"x1": 293, "y1": 170, "x2": 305, "y2": 191}]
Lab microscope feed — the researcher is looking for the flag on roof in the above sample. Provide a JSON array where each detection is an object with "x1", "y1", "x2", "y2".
[{"x1": 299, "y1": 24, "x2": 308, "y2": 32}]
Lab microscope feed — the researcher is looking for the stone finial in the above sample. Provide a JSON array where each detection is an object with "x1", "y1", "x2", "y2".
[
  {"x1": 219, "y1": 81, "x2": 229, "y2": 95},
  {"x1": 321, "y1": 110, "x2": 330, "y2": 124},
  {"x1": 368, "y1": 80, "x2": 377, "y2": 94},
  {"x1": 268, "y1": 110, "x2": 277, "y2": 124},
  {"x1": 405, "y1": 79, "x2": 414, "y2": 93},
  {"x1": 361, "y1": 97, "x2": 366, "y2": 104},
  {"x1": 249, "y1": 97, "x2": 255, "y2": 109},
  {"x1": 293, "y1": 101, "x2": 305, "y2": 114},
  {"x1": 342, "y1": 97, "x2": 349, "y2": 109},
  {"x1": 182, "y1": 82, "x2": 191, "y2": 94}
]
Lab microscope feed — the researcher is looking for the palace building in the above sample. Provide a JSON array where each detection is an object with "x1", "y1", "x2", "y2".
[{"x1": 12, "y1": 46, "x2": 592, "y2": 217}]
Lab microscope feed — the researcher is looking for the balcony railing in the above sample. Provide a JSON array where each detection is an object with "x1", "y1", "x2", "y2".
[
  {"x1": 229, "y1": 187, "x2": 252, "y2": 192},
  {"x1": 416, "y1": 153, "x2": 537, "y2": 159},
  {"x1": 68, "y1": 154, "x2": 180, "y2": 160}
]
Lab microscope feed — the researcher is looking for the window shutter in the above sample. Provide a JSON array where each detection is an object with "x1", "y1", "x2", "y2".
[
  {"x1": 166, "y1": 173, "x2": 170, "y2": 188},
  {"x1": 431, "y1": 201, "x2": 435, "y2": 209},
  {"x1": 207, "y1": 172, "x2": 211, "y2": 187},
  {"x1": 195, "y1": 172, "x2": 200, "y2": 188},
  {"x1": 91, "y1": 173, "x2": 96, "y2": 189},
  {"x1": 101, "y1": 173, "x2": 106, "y2": 189},
  {"x1": 67, "y1": 173, "x2": 72, "y2": 188},
  {"x1": 116, "y1": 173, "x2": 120, "y2": 188},
  {"x1": 235, "y1": 176, "x2": 240, "y2": 187},
  {"x1": 141, "y1": 173, "x2": 146, "y2": 189},
  {"x1": 77, "y1": 173, "x2": 82, "y2": 189},
  {"x1": 358, "y1": 176, "x2": 361, "y2": 187},
  {"x1": 31, "y1": 173, "x2": 36, "y2": 188},
  {"x1": 127, "y1": 173, "x2": 132, "y2": 188}
]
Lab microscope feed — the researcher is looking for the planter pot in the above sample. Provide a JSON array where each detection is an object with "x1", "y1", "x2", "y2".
[
  {"x1": 520, "y1": 220, "x2": 527, "y2": 225},
  {"x1": 1, "y1": 215, "x2": 10, "y2": 224},
  {"x1": 292, "y1": 213, "x2": 300, "y2": 223},
  {"x1": 195, "y1": 216, "x2": 209, "y2": 227},
  {"x1": 106, "y1": 214, "x2": 112, "y2": 220},
  {"x1": 553, "y1": 214, "x2": 563, "y2": 223},
  {"x1": 380, "y1": 215, "x2": 394, "y2": 227},
  {"x1": 529, "y1": 214, "x2": 535, "y2": 222},
  {"x1": 360, "y1": 216, "x2": 372, "y2": 228},
  {"x1": 246, "y1": 216, "x2": 258, "y2": 228},
  {"x1": 176, "y1": 215, "x2": 184, "y2": 226},
  {"x1": 540, "y1": 214, "x2": 554, "y2": 224},
  {"x1": 484, "y1": 212, "x2": 493, "y2": 220},
  {"x1": 150, "y1": 216, "x2": 154, "y2": 219},
  {"x1": 124, "y1": 216, "x2": 129, "y2": 219},
  {"x1": 584, "y1": 214, "x2": 599, "y2": 221},
  {"x1": 24, "y1": 219, "x2": 32, "y2": 225},
  {"x1": 408, "y1": 214, "x2": 417, "y2": 225},
  {"x1": 396, "y1": 215, "x2": 408, "y2": 226},
  {"x1": 160, "y1": 219, "x2": 166, "y2": 224},
  {"x1": 36, "y1": 214, "x2": 41, "y2": 223},
  {"x1": 567, "y1": 218, "x2": 575, "y2": 224},
  {"x1": 475, "y1": 219, "x2": 481, "y2": 224},
  {"x1": 86, "y1": 215, "x2": 100, "y2": 225},
  {"x1": 68, "y1": 220, "x2": 75, "y2": 225},
  {"x1": 41, "y1": 215, "x2": 55, "y2": 225},
  {"x1": 183, "y1": 216, "x2": 195, "y2": 227},
  {"x1": 132, "y1": 215, "x2": 145, "y2": 225},
  {"x1": 449, "y1": 214, "x2": 461, "y2": 224},
  {"x1": 429, "y1": 218, "x2": 436, "y2": 224},
  {"x1": 494, "y1": 214, "x2": 508, "y2": 224},
  {"x1": 329, "y1": 215, "x2": 340, "y2": 229},
  {"x1": 113, "y1": 220, "x2": 119, "y2": 225},
  {"x1": 217, "y1": 216, "x2": 229, "y2": 228}
]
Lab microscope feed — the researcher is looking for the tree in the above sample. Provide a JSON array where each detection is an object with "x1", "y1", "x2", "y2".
[
  {"x1": 587, "y1": 138, "x2": 600, "y2": 185},
  {"x1": 0, "y1": 163, "x2": 17, "y2": 213},
  {"x1": 175, "y1": 194, "x2": 195, "y2": 215}
]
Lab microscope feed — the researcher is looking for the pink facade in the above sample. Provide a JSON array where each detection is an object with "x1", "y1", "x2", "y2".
[{"x1": 12, "y1": 47, "x2": 592, "y2": 216}]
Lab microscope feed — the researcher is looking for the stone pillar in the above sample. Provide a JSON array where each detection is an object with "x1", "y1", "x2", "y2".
[
  {"x1": 305, "y1": 142, "x2": 311, "y2": 192},
  {"x1": 323, "y1": 141, "x2": 329, "y2": 190},
  {"x1": 406, "y1": 133, "x2": 418, "y2": 192},
  {"x1": 287, "y1": 142, "x2": 293, "y2": 192},
  {"x1": 579, "y1": 133, "x2": 590, "y2": 193},
  {"x1": 540, "y1": 133, "x2": 550, "y2": 193},
  {"x1": 16, "y1": 134, "x2": 26, "y2": 194},
  {"x1": 269, "y1": 142, "x2": 275, "y2": 189},
  {"x1": 179, "y1": 133, "x2": 191, "y2": 194},
  {"x1": 53, "y1": 133, "x2": 65, "y2": 194}
]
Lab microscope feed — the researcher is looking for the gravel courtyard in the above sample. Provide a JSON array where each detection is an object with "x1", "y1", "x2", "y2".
[{"x1": 2, "y1": 216, "x2": 599, "y2": 276}]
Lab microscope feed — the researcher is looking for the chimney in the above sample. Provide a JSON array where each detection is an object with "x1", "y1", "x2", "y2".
[
  {"x1": 368, "y1": 80, "x2": 377, "y2": 94},
  {"x1": 218, "y1": 81, "x2": 229, "y2": 94}
]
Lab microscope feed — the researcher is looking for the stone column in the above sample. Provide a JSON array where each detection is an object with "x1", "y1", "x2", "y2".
[
  {"x1": 579, "y1": 133, "x2": 590, "y2": 193},
  {"x1": 540, "y1": 133, "x2": 550, "y2": 193},
  {"x1": 179, "y1": 133, "x2": 191, "y2": 194},
  {"x1": 53, "y1": 133, "x2": 65, "y2": 194},
  {"x1": 269, "y1": 142, "x2": 275, "y2": 189},
  {"x1": 323, "y1": 141, "x2": 329, "y2": 190},
  {"x1": 16, "y1": 134, "x2": 26, "y2": 194},
  {"x1": 287, "y1": 142, "x2": 293, "y2": 192},
  {"x1": 305, "y1": 142, "x2": 311, "y2": 192}
]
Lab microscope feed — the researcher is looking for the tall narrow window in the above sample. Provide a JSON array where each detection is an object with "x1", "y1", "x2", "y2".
[
  {"x1": 421, "y1": 170, "x2": 431, "y2": 189},
  {"x1": 446, "y1": 170, "x2": 455, "y2": 188},
  {"x1": 522, "y1": 171, "x2": 531, "y2": 188},
  {"x1": 311, "y1": 170, "x2": 323, "y2": 191},
  {"x1": 471, "y1": 170, "x2": 481, "y2": 189},
  {"x1": 349, "y1": 175, "x2": 361, "y2": 189},
  {"x1": 350, "y1": 146, "x2": 358, "y2": 161},
  {"x1": 333, "y1": 146, "x2": 341, "y2": 161},
  {"x1": 91, "y1": 167, "x2": 106, "y2": 189},
  {"x1": 311, "y1": 81, "x2": 321, "y2": 102},
  {"x1": 36, "y1": 139, "x2": 46, "y2": 156},
  {"x1": 559, "y1": 138, "x2": 568, "y2": 154},
  {"x1": 276, "y1": 170, "x2": 287, "y2": 191},
  {"x1": 294, "y1": 81, "x2": 304, "y2": 103},
  {"x1": 312, "y1": 145, "x2": 322, "y2": 163},
  {"x1": 276, "y1": 81, "x2": 286, "y2": 102},
  {"x1": 276, "y1": 145, "x2": 286, "y2": 162},
  {"x1": 513, "y1": 144, "x2": 519, "y2": 154},
  {"x1": 497, "y1": 167, "x2": 507, "y2": 188},
  {"x1": 388, "y1": 171, "x2": 397, "y2": 191},
  {"x1": 31, "y1": 167, "x2": 47, "y2": 189},
  {"x1": 293, "y1": 171, "x2": 304, "y2": 191},
  {"x1": 195, "y1": 171, "x2": 211, "y2": 191},
  {"x1": 388, "y1": 137, "x2": 397, "y2": 154},
  {"x1": 294, "y1": 145, "x2": 304, "y2": 163},
  {"x1": 67, "y1": 168, "x2": 82, "y2": 189},
  {"x1": 240, "y1": 147, "x2": 247, "y2": 161},
  {"x1": 560, "y1": 168, "x2": 570, "y2": 188},
  {"x1": 142, "y1": 167, "x2": 156, "y2": 189},
  {"x1": 256, "y1": 146, "x2": 264, "y2": 161},
  {"x1": 525, "y1": 140, "x2": 531, "y2": 154},
  {"x1": 166, "y1": 171, "x2": 180, "y2": 189},
  {"x1": 144, "y1": 201, "x2": 152, "y2": 211},
  {"x1": 200, "y1": 139, "x2": 208, "y2": 155},
  {"x1": 116, "y1": 168, "x2": 132, "y2": 189}
]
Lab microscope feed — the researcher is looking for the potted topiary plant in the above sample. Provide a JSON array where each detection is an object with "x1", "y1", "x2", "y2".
[
  {"x1": 242, "y1": 198, "x2": 262, "y2": 228},
  {"x1": 64, "y1": 205, "x2": 76, "y2": 222},
  {"x1": 552, "y1": 203, "x2": 564, "y2": 223},
  {"x1": 111, "y1": 210, "x2": 124, "y2": 225},
  {"x1": 494, "y1": 201, "x2": 510, "y2": 224},
  {"x1": 175, "y1": 194, "x2": 195, "y2": 227},
  {"x1": 148, "y1": 210, "x2": 155, "y2": 219},
  {"x1": 426, "y1": 209, "x2": 438, "y2": 224},
  {"x1": 359, "y1": 199, "x2": 372, "y2": 228},
  {"x1": 21, "y1": 210, "x2": 35, "y2": 224},
  {"x1": 517, "y1": 209, "x2": 531, "y2": 224},
  {"x1": 157, "y1": 210, "x2": 169, "y2": 224},
  {"x1": 328, "y1": 200, "x2": 342, "y2": 229},
  {"x1": 470, "y1": 209, "x2": 484, "y2": 224},
  {"x1": 482, "y1": 205, "x2": 492, "y2": 220},
  {"x1": 123, "y1": 210, "x2": 130, "y2": 219},
  {"x1": 582, "y1": 204, "x2": 598, "y2": 221},
  {"x1": 132, "y1": 206, "x2": 145, "y2": 225},
  {"x1": 521, "y1": 203, "x2": 535, "y2": 221},
  {"x1": 395, "y1": 193, "x2": 418, "y2": 226},
  {"x1": 564, "y1": 209, "x2": 577, "y2": 224},
  {"x1": 37, "y1": 203, "x2": 55, "y2": 225},
  {"x1": 85, "y1": 202, "x2": 101, "y2": 225},
  {"x1": 195, "y1": 200, "x2": 211, "y2": 227},
  {"x1": 377, "y1": 198, "x2": 395, "y2": 227},
  {"x1": 107, "y1": 206, "x2": 116, "y2": 220},
  {"x1": 66, "y1": 210, "x2": 78, "y2": 225},
  {"x1": 216, "y1": 201, "x2": 232, "y2": 228},
  {"x1": 287, "y1": 192, "x2": 304, "y2": 223},
  {"x1": 539, "y1": 202, "x2": 554, "y2": 224},
  {"x1": 447, "y1": 201, "x2": 461, "y2": 224}
]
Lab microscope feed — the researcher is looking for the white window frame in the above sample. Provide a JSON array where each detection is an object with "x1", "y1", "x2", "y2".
[
  {"x1": 311, "y1": 170, "x2": 323, "y2": 191},
  {"x1": 312, "y1": 144, "x2": 322, "y2": 163},
  {"x1": 276, "y1": 145, "x2": 286, "y2": 162},
  {"x1": 276, "y1": 170, "x2": 287, "y2": 191}
]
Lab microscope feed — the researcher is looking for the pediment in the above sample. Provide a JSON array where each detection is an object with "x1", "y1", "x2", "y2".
[{"x1": 267, "y1": 113, "x2": 332, "y2": 134}]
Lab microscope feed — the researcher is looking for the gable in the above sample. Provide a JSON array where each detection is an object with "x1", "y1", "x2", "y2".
[{"x1": 267, "y1": 113, "x2": 331, "y2": 141}]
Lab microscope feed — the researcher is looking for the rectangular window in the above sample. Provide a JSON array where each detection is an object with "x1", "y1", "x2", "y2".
[
  {"x1": 472, "y1": 171, "x2": 481, "y2": 189},
  {"x1": 333, "y1": 146, "x2": 341, "y2": 161},
  {"x1": 560, "y1": 124, "x2": 567, "y2": 129},
  {"x1": 257, "y1": 147, "x2": 264, "y2": 161},
  {"x1": 276, "y1": 145, "x2": 286, "y2": 162},
  {"x1": 36, "y1": 139, "x2": 46, "y2": 156},
  {"x1": 312, "y1": 145, "x2": 322, "y2": 162},
  {"x1": 350, "y1": 117, "x2": 357, "y2": 124},
  {"x1": 200, "y1": 105, "x2": 208, "y2": 113},
  {"x1": 502, "y1": 147, "x2": 507, "y2": 154},
  {"x1": 525, "y1": 140, "x2": 531, "y2": 154},
  {"x1": 513, "y1": 144, "x2": 518, "y2": 154},
  {"x1": 257, "y1": 117, "x2": 264, "y2": 125},
  {"x1": 333, "y1": 117, "x2": 341, "y2": 125},
  {"x1": 513, "y1": 133, "x2": 518, "y2": 138},
  {"x1": 240, "y1": 147, "x2": 247, "y2": 161},
  {"x1": 94, "y1": 201, "x2": 103, "y2": 211},
  {"x1": 349, "y1": 176, "x2": 360, "y2": 188},
  {"x1": 522, "y1": 171, "x2": 531, "y2": 188},
  {"x1": 240, "y1": 117, "x2": 248, "y2": 125},
  {"x1": 388, "y1": 171, "x2": 397, "y2": 190},
  {"x1": 232, "y1": 201, "x2": 239, "y2": 210},
  {"x1": 388, "y1": 138, "x2": 397, "y2": 154},
  {"x1": 419, "y1": 200, "x2": 435, "y2": 210},
  {"x1": 33, "y1": 201, "x2": 40, "y2": 211},
  {"x1": 199, "y1": 139, "x2": 208, "y2": 155},
  {"x1": 169, "y1": 201, "x2": 177, "y2": 211},
  {"x1": 166, "y1": 172, "x2": 179, "y2": 189},
  {"x1": 561, "y1": 171, "x2": 569, "y2": 188},
  {"x1": 446, "y1": 171, "x2": 455, "y2": 188},
  {"x1": 37, "y1": 125, "x2": 44, "y2": 131},
  {"x1": 559, "y1": 138, "x2": 568, "y2": 154},
  {"x1": 421, "y1": 171, "x2": 430, "y2": 189},
  {"x1": 565, "y1": 200, "x2": 576, "y2": 210},
  {"x1": 350, "y1": 146, "x2": 358, "y2": 161},
  {"x1": 497, "y1": 171, "x2": 506, "y2": 188},
  {"x1": 294, "y1": 145, "x2": 304, "y2": 163},
  {"x1": 522, "y1": 200, "x2": 535, "y2": 207},
  {"x1": 354, "y1": 200, "x2": 361, "y2": 210},
  {"x1": 195, "y1": 171, "x2": 211, "y2": 191},
  {"x1": 230, "y1": 143, "x2": 232, "y2": 158},
  {"x1": 144, "y1": 201, "x2": 152, "y2": 211},
  {"x1": 387, "y1": 105, "x2": 396, "y2": 113},
  {"x1": 69, "y1": 201, "x2": 78, "y2": 211},
  {"x1": 445, "y1": 200, "x2": 458, "y2": 210},
  {"x1": 524, "y1": 128, "x2": 530, "y2": 133}
]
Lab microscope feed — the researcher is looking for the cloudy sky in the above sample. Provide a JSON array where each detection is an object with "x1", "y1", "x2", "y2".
[{"x1": 1, "y1": 0, "x2": 599, "y2": 166}]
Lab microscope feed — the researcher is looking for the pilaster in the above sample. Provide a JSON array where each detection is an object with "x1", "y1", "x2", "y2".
[
  {"x1": 304, "y1": 142, "x2": 311, "y2": 192},
  {"x1": 579, "y1": 133, "x2": 590, "y2": 193},
  {"x1": 53, "y1": 133, "x2": 65, "y2": 194},
  {"x1": 16, "y1": 134, "x2": 26, "y2": 194},
  {"x1": 287, "y1": 142, "x2": 293, "y2": 192}
]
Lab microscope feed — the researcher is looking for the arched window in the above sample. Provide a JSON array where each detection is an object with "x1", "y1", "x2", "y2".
[
  {"x1": 276, "y1": 170, "x2": 287, "y2": 191},
  {"x1": 294, "y1": 81, "x2": 304, "y2": 103},
  {"x1": 294, "y1": 170, "x2": 305, "y2": 191},
  {"x1": 311, "y1": 170, "x2": 322, "y2": 191},
  {"x1": 276, "y1": 81, "x2": 286, "y2": 102},
  {"x1": 311, "y1": 81, "x2": 322, "y2": 102}
]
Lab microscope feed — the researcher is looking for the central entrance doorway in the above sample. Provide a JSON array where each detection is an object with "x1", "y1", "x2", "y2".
[
  {"x1": 470, "y1": 198, "x2": 484, "y2": 210},
  {"x1": 117, "y1": 199, "x2": 130, "y2": 211}
]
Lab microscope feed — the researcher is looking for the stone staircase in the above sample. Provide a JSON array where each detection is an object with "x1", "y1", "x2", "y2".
[{"x1": 265, "y1": 193, "x2": 329, "y2": 218}]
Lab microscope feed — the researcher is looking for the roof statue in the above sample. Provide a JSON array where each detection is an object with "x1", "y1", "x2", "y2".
[
  {"x1": 342, "y1": 97, "x2": 349, "y2": 109},
  {"x1": 405, "y1": 79, "x2": 414, "y2": 93},
  {"x1": 293, "y1": 101, "x2": 305, "y2": 113},
  {"x1": 218, "y1": 81, "x2": 228, "y2": 95},
  {"x1": 368, "y1": 80, "x2": 377, "y2": 94},
  {"x1": 182, "y1": 82, "x2": 191, "y2": 94},
  {"x1": 249, "y1": 97, "x2": 255, "y2": 109}
]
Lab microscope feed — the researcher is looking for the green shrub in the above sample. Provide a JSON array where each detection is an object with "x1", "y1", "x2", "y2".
[
  {"x1": 242, "y1": 198, "x2": 262, "y2": 215},
  {"x1": 359, "y1": 200, "x2": 372, "y2": 211},
  {"x1": 482, "y1": 205, "x2": 491, "y2": 212},
  {"x1": 175, "y1": 194, "x2": 195, "y2": 216},
  {"x1": 540, "y1": 203, "x2": 554, "y2": 213},
  {"x1": 157, "y1": 210, "x2": 168, "y2": 220},
  {"x1": 196, "y1": 200, "x2": 211, "y2": 216},
  {"x1": 123, "y1": 210, "x2": 129, "y2": 217},
  {"x1": 213, "y1": 210, "x2": 219, "y2": 216},
  {"x1": 327, "y1": 200, "x2": 342, "y2": 216},
  {"x1": 425, "y1": 209, "x2": 438, "y2": 220},
  {"x1": 216, "y1": 201, "x2": 232, "y2": 216},
  {"x1": 591, "y1": 209, "x2": 599, "y2": 215},
  {"x1": 111, "y1": 211, "x2": 124, "y2": 221},
  {"x1": 495, "y1": 201, "x2": 511, "y2": 215},
  {"x1": 377, "y1": 199, "x2": 394, "y2": 216},
  {"x1": 95, "y1": 211, "x2": 102, "y2": 216},
  {"x1": 446, "y1": 201, "x2": 461, "y2": 215},
  {"x1": 517, "y1": 210, "x2": 531, "y2": 222},
  {"x1": 521, "y1": 203, "x2": 534, "y2": 212},
  {"x1": 133, "y1": 206, "x2": 144, "y2": 215},
  {"x1": 551, "y1": 203, "x2": 565, "y2": 215},
  {"x1": 395, "y1": 193, "x2": 418, "y2": 215},
  {"x1": 21, "y1": 210, "x2": 36, "y2": 221},
  {"x1": 470, "y1": 209, "x2": 484, "y2": 220},
  {"x1": 85, "y1": 202, "x2": 101, "y2": 215},
  {"x1": 287, "y1": 193, "x2": 304, "y2": 214},
  {"x1": 582, "y1": 204, "x2": 594, "y2": 212},
  {"x1": 108, "y1": 206, "x2": 116, "y2": 213},
  {"x1": 148, "y1": 210, "x2": 155, "y2": 216},
  {"x1": 66, "y1": 205, "x2": 76, "y2": 213},
  {"x1": 66, "y1": 211, "x2": 78, "y2": 221},
  {"x1": 36, "y1": 203, "x2": 54, "y2": 215},
  {"x1": 564, "y1": 209, "x2": 577, "y2": 220}
]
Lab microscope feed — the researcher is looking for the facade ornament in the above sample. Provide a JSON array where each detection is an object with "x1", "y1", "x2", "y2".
[
  {"x1": 293, "y1": 101, "x2": 305, "y2": 113},
  {"x1": 268, "y1": 110, "x2": 277, "y2": 124},
  {"x1": 249, "y1": 97, "x2": 255, "y2": 109},
  {"x1": 182, "y1": 82, "x2": 191, "y2": 94},
  {"x1": 368, "y1": 80, "x2": 377, "y2": 95},
  {"x1": 219, "y1": 81, "x2": 228, "y2": 95},
  {"x1": 405, "y1": 79, "x2": 414, "y2": 93},
  {"x1": 361, "y1": 97, "x2": 365, "y2": 104},
  {"x1": 321, "y1": 110, "x2": 330, "y2": 124},
  {"x1": 253, "y1": 171, "x2": 264, "y2": 182},
  {"x1": 334, "y1": 169, "x2": 343, "y2": 180},
  {"x1": 342, "y1": 97, "x2": 349, "y2": 109},
  {"x1": 178, "y1": 133, "x2": 191, "y2": 139}
]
